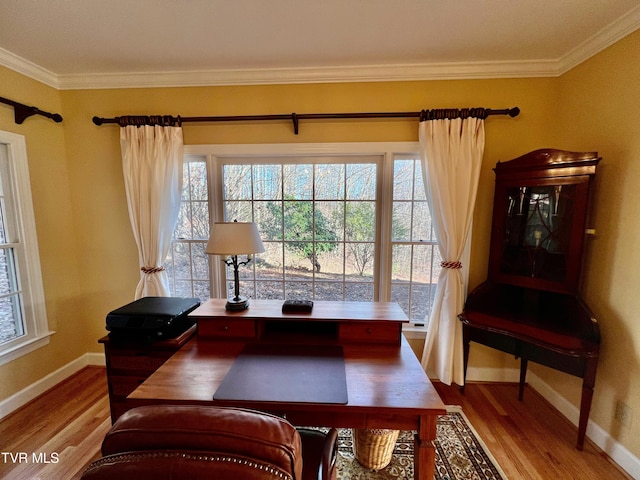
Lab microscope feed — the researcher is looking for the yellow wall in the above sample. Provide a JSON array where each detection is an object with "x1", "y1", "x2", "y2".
[
  {"x1": 0, "y1": 67, "x2": 85, "y2": 399},
  {"x1": 59, "y1": 78, "x2": 557, "y2": 349},
  {"x1": 534, "y1": 29, "x2": 640, "y2": 456},
  {"x1": 1, "y1": 29, "x2": 639, "y2": 459}
]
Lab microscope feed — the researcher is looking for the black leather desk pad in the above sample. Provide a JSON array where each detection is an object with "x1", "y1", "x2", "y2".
[{"x1": 213, "y1": 343, "x2": 348, "y2": 404}]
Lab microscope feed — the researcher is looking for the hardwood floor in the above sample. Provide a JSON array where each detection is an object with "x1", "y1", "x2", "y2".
[
  {"x1": 433, "y1": 381, "x2": 632, "y2": 480},
  {"x1": 0, "y1": 366, "x2": 632, "y2": 479}
]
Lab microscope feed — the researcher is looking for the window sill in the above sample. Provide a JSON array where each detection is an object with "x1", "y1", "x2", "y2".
[
  {"x1": 402, "y1": 324, "x2": 427, "y2": 340},
  {"x1": 0, "y1": 331, "x2": 55, "y2": 367}
]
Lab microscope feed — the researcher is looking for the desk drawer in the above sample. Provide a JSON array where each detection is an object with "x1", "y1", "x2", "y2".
[
  {"x1": 339, "y1": 322, "x2": 400, "y2": 344},
  {"x1": 197, "y1": 318, "x2": 256, "y2": 339}
]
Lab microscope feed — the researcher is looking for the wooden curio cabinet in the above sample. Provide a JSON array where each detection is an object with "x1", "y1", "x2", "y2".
[
  {"x1": 459, "y1": 149, "x2": 601, "y2": 450},
  {"x1": 489, "y1": 149, "x2": 599, "y2": 293}
]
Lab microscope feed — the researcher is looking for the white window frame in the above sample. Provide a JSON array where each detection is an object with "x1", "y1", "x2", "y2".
[
  {"x1": 0, "y1": 130, "x2": 51, "y2": 366},
  {"x1": 183, "y1": 142, "x2": 471, "y2": 338}
]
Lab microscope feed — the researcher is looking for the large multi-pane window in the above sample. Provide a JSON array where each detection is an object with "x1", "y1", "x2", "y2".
[
  {"x1": 221, "y1": 158, "x2": 379, "y2": 302},
  {"x1": 166, "y1": 143, "x2": 446, "y2": 326},
  {"x1": 0, "y1": 131, "x2": 49, "y2": 365}
]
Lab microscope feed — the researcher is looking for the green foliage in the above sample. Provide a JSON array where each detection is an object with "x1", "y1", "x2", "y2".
[{"x1": 262, "y1": 198, "x2": 337, "y2": 271}]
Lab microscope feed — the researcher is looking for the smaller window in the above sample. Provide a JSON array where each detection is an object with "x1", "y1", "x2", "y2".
[
  {"x1": 0, "y1": 131, "x2": 51, "y2": 366},
  {"x1": 390, "y1": 156, "x2": 441, "y2": 325}
]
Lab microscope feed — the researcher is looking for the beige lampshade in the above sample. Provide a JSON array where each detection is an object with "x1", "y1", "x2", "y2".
[{"x1": 205, "y1": 222, "x2": 265, "y2": 256}]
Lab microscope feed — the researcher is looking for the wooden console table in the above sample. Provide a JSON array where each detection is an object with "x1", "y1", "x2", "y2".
[{"x1": 127, "y1": 299, "x2": 446, "y2": 479}]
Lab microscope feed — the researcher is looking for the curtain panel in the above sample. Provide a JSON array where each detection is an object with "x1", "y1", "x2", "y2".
[
  {"x1": 419, "y1": 116, "x2": 485, "y2": 385},
  {"x1": 120, "y1": 125, "x2": 184, "y2": 299}
]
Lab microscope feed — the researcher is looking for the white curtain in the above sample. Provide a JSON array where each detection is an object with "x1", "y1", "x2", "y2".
[
  {"x1": 419, "y1": 114, "x2": 485, "y2": 386},
  {"x1": 120, "y1": 125, "x2": 184, "y2": 299}
]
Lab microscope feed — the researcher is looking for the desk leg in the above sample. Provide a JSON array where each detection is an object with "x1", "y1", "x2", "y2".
[{"x1": 415, "y1": 414, "x2": 438, "y2": 480}]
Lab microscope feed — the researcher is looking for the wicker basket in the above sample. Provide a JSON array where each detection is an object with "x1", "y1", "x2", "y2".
[{"x1": 353, "y1": 428, "x2": 400, "y2": 470}]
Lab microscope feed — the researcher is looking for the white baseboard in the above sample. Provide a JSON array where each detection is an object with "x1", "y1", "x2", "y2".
[
  {"x1": 465, "y1": 367, "x2": 640, "y2": 479},
  {"x1": 0, "y1": 352, "x2": 105, "y2": 420}
]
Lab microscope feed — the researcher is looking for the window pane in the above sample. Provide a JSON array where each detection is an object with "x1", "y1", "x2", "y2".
[
  {"x1": 347, "y1": 163, "x2": 376, "y2": 200},
  {"x1": 392, "y1": 202, "x2": 411, "y2": 241},
  {"x1": 256, "y1": 280, "x2": 284, "y2": 299},
  {"x1": 0, "y1": 293, "x2": 23, "y2": 344},
  {"x1": 0, "y1": 247, "x2": 22, "y2": 342},
  {"x1": 345, "y1": 242, "x2": 374, "y2": 279},
  {"x1": 284, "y1": 164, "x2": 312, "y2": 200},
  {"x1": 393, "y1": 159, "x2": 415, "y2": 201},
  {"x1": 256, "y1": 242, "x2": 283, "y2": 278},
  {"x1": 224, "y1": 200, "x2": 252, "y2": 223},
  {"x1": 345, "y1": 202, "x2": 375, "y2": 242},
  {"x1": 283, "y1": 201, "x2": 313, "y2": 241},
  {"x1": 412, "y1": 201, "x2": 433, "y2": 242},
  {"x1": 253, "y1": 165, "x2": 282, "y2": 200},
  {"x1": 187, "y1": 161, "x2": 208, "y2": 201},
  {"x1": 346, "y1": 283, "x2": 374, "y2": 302},
  {"x1": 315, "y1": 164, "x2": 344, "y2": 200},
  {"x1": 224, "y1": 164, "x2": 252, "y2": 200},
  {"x1": 285, "y1": 281, "x2": 313, "y2": 299},
  {"x1": 413, "y1": 161, "x2": 426, "y2": 201},
  {"x1": 318, "y1": 201, "x2": 344, "y2": 241},
  {"x1": 315, "y1": 282, "x2": 344, "y2": 301}
]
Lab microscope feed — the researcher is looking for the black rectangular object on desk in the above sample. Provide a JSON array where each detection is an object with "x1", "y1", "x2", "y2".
[
  {"x1": 282, "y1": 299, "x2": 313, "y2": 313},
  {"x1": 214, "y1": 343, "x2": 348, "y2": 404},
  {"x1": 106, "y1": 296, "x2": 200, "y2": 341}
]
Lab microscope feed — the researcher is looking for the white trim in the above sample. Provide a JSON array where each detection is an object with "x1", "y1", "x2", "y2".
[
  {"x1": 1, "y1": 7, "x2": 639, "y2": 90},
  {"x1": 55, "y1": 59, "x2": 562, "y2": 90},
  {"x1": 527, "y1": 372, "x2": 640, "y2": 479},
  {"x1": 0, "y1": 332, "x2": 54, "y2": 367},
  {"x1": 0, "y1": 352, "x2": 104, "y2": 420},
  {"x1": 186, "y1": 141, "x2": 420, "y2": 157},
  {"x1": 0, "y1": 131, "x2": 51, "y2": 365},
  {"x1": 0, "y1": 48, "x2": 59, "y2": 89},
  {"x1": 558, "y1": 4, "x2": 640, "y2": 75}
]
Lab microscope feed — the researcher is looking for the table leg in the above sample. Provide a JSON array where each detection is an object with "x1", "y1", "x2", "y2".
[
  {"x1": 415, "y1": 414, "x2": 439, "y2": 480},
  {"x1": 518, "y1": 357, "x2": 528, "y2": 401}
]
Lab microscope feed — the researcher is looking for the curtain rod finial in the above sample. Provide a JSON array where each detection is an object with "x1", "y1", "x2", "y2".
[
  {"x1": 92, "y1": 116, "x2": 104, "y2": 126},
  {"x1": 508, "y1": 107, "x2": 520, "y2": 117}
]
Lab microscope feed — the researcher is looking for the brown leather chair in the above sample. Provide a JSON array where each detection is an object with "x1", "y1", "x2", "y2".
[{"x1": 81, "y1": 405, "x2": 338, "y2": 480}]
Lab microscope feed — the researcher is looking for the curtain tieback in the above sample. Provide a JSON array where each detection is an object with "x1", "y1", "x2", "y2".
[
  {"x1": 141, "y1": 266, "x2": 165, "y2": 274},
  {"x1": 440, "y1": 261, "x2": 462, "y2": 269}
]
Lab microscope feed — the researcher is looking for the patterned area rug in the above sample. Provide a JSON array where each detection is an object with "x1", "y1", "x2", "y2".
[{"x1": 336, "y1": 407, "x2": 507, "y2": 480}]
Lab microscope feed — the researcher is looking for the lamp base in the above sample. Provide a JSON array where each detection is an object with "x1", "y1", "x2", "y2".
[{"x1": 225, "y1": 296, "x2": 250, "y2": 311}]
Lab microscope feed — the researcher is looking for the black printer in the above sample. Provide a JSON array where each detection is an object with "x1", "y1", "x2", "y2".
[{"x1": 106, "y1": 296, "x2": 200, "y2": 341}]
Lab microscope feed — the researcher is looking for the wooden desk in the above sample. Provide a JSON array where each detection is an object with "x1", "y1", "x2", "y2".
[{"x1": 128, "y1": 300, "x2": 446, "y2": 479}]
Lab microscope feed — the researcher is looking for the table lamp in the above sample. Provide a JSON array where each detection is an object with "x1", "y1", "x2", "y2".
[{"x1": 205, "y1": 221, "x2": 265, "y2": 311}]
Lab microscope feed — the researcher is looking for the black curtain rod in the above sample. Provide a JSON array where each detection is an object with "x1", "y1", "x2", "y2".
[
  {"x1": 0, "y1": 96, "x2": 63, "y2": 124},
  {"x1": 92, "y1": 106, "x2": 519, "y2": 135}
]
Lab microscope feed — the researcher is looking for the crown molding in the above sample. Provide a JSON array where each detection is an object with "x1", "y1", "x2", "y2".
[
  {"x1": 0, "y1": 47, "x2": 58, "y2": 89},
  {"x1": 557, "y1": 4, "x2": 640, "y2": 74},
  {"x1": 56, "y1": 59, "x2": 560, "y2": 90},
  {"x1": 2, "y1": 7, "x2": 639, "y2": 91}
]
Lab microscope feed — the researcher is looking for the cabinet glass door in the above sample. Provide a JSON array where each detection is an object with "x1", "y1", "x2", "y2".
[
  {"x1": 489, "y1": 176, "x2": 590, "y2": 293},
  {"x1": 500, "y1": 183, "x2": 576, "y2": 281}
]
